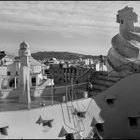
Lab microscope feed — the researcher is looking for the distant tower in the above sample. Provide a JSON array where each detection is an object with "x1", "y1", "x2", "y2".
[{"x1": 18, "y1": 41, "x2": 31, "y2": 107}]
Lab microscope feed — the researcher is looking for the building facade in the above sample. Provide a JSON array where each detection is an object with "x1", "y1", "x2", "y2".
[
  {"x1": 0, "y1": 48, "x2": 47, "y2": 89},
  {"x1": 47, "y1": 63, "x2": 88, "y2": 84}
]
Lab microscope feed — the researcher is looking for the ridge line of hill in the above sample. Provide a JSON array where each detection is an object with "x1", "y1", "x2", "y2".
[{"x1": 31, "y1": 51, "x2": 106, "y2": 61}]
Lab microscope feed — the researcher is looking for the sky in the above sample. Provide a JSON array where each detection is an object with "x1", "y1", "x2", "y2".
[{"x1": 0, "y1": 1, "x2": 140, "y2": 56}]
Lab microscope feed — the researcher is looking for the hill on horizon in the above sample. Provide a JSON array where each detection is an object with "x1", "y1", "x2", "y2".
[{"x1": 31, "y1": 51, "x2": 106, "y2": 61}]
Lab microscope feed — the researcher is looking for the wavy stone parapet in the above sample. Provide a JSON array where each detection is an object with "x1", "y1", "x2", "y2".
[{"x1": 107, "y1": 6, "x2": 140, "y2": 73}]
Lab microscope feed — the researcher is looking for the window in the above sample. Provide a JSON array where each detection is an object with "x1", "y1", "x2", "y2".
[
  {"x1": 65, "y1": 133, "x2": 74, "y2": 140},
  {"x1": 0, "y1": 127, "x2": 8, "y2": 135},
  {"x1": 71, "y1": 69, "x2": 73, "y2": 73},
  {"x1": 106, "y1": 99, "x2": 115, "y2": 106},
  {"x1": 128, "y1": 117, "x2": 139, "y2": 129},
  {"x1": 7, "y1": 71, "x2": 11, "y2": 76},
  {"x1": 74, "y1": 69, "x2": 76, "y2": 74},
  {"x1": 105, "y1": 94, "x2": 116, "y2": 107},
  {"x1": 16, "y1": 71, "x2": 18, "y2": 75},
  {"x1": 95, "y1": 123, "x2": 104, "y2": 133},
  {"x1": 32, "y1": 77, "x2": 36, "y2": 86},
  {"x1": 9, "y1": 78, "x2": 15, "y2": 87},
  {"x1": 59, "y1": 64, "x2": 63, "y2": 68},
  {"x1": 77, "y1": 112, "x2": 86, "y2": 118}
]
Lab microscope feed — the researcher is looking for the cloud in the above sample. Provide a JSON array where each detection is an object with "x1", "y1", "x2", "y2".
[
  {"x1": 0, "y1": 1, "x2": 140, "y2": 55},
  {"x1": 0, "y1": 1, "x2": 119, "y2": 32}
]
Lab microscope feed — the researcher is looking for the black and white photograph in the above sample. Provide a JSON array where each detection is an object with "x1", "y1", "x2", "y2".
[{"x1": 0, "y1": 1, "x2": 140, "y2": 139}]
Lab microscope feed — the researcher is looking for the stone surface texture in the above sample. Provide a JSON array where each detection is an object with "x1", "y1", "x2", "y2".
[{"x1": 107, "y1": 6, "x2": 140, "y2": 73}]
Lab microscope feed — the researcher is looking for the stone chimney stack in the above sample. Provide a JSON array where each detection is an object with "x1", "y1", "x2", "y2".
[{"x1": 18, "y1": 41, "x2": 31, "y2": 107}]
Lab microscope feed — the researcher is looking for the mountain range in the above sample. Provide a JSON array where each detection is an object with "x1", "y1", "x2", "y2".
[{"x1": 31, "y1": 51, "x2": 106, "y2": 61}]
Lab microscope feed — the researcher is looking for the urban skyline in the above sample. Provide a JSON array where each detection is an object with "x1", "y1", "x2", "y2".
[{"x1": 1, "y1": 4, "x2": 140, "y2": 139}]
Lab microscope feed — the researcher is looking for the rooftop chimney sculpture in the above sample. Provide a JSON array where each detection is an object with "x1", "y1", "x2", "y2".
[
  {"x1": 106, "y1": 6, "x2": 140, "y2": 74},
  {"x1": 18, "y1": 41, "x2": 31, "y2": 108}
]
